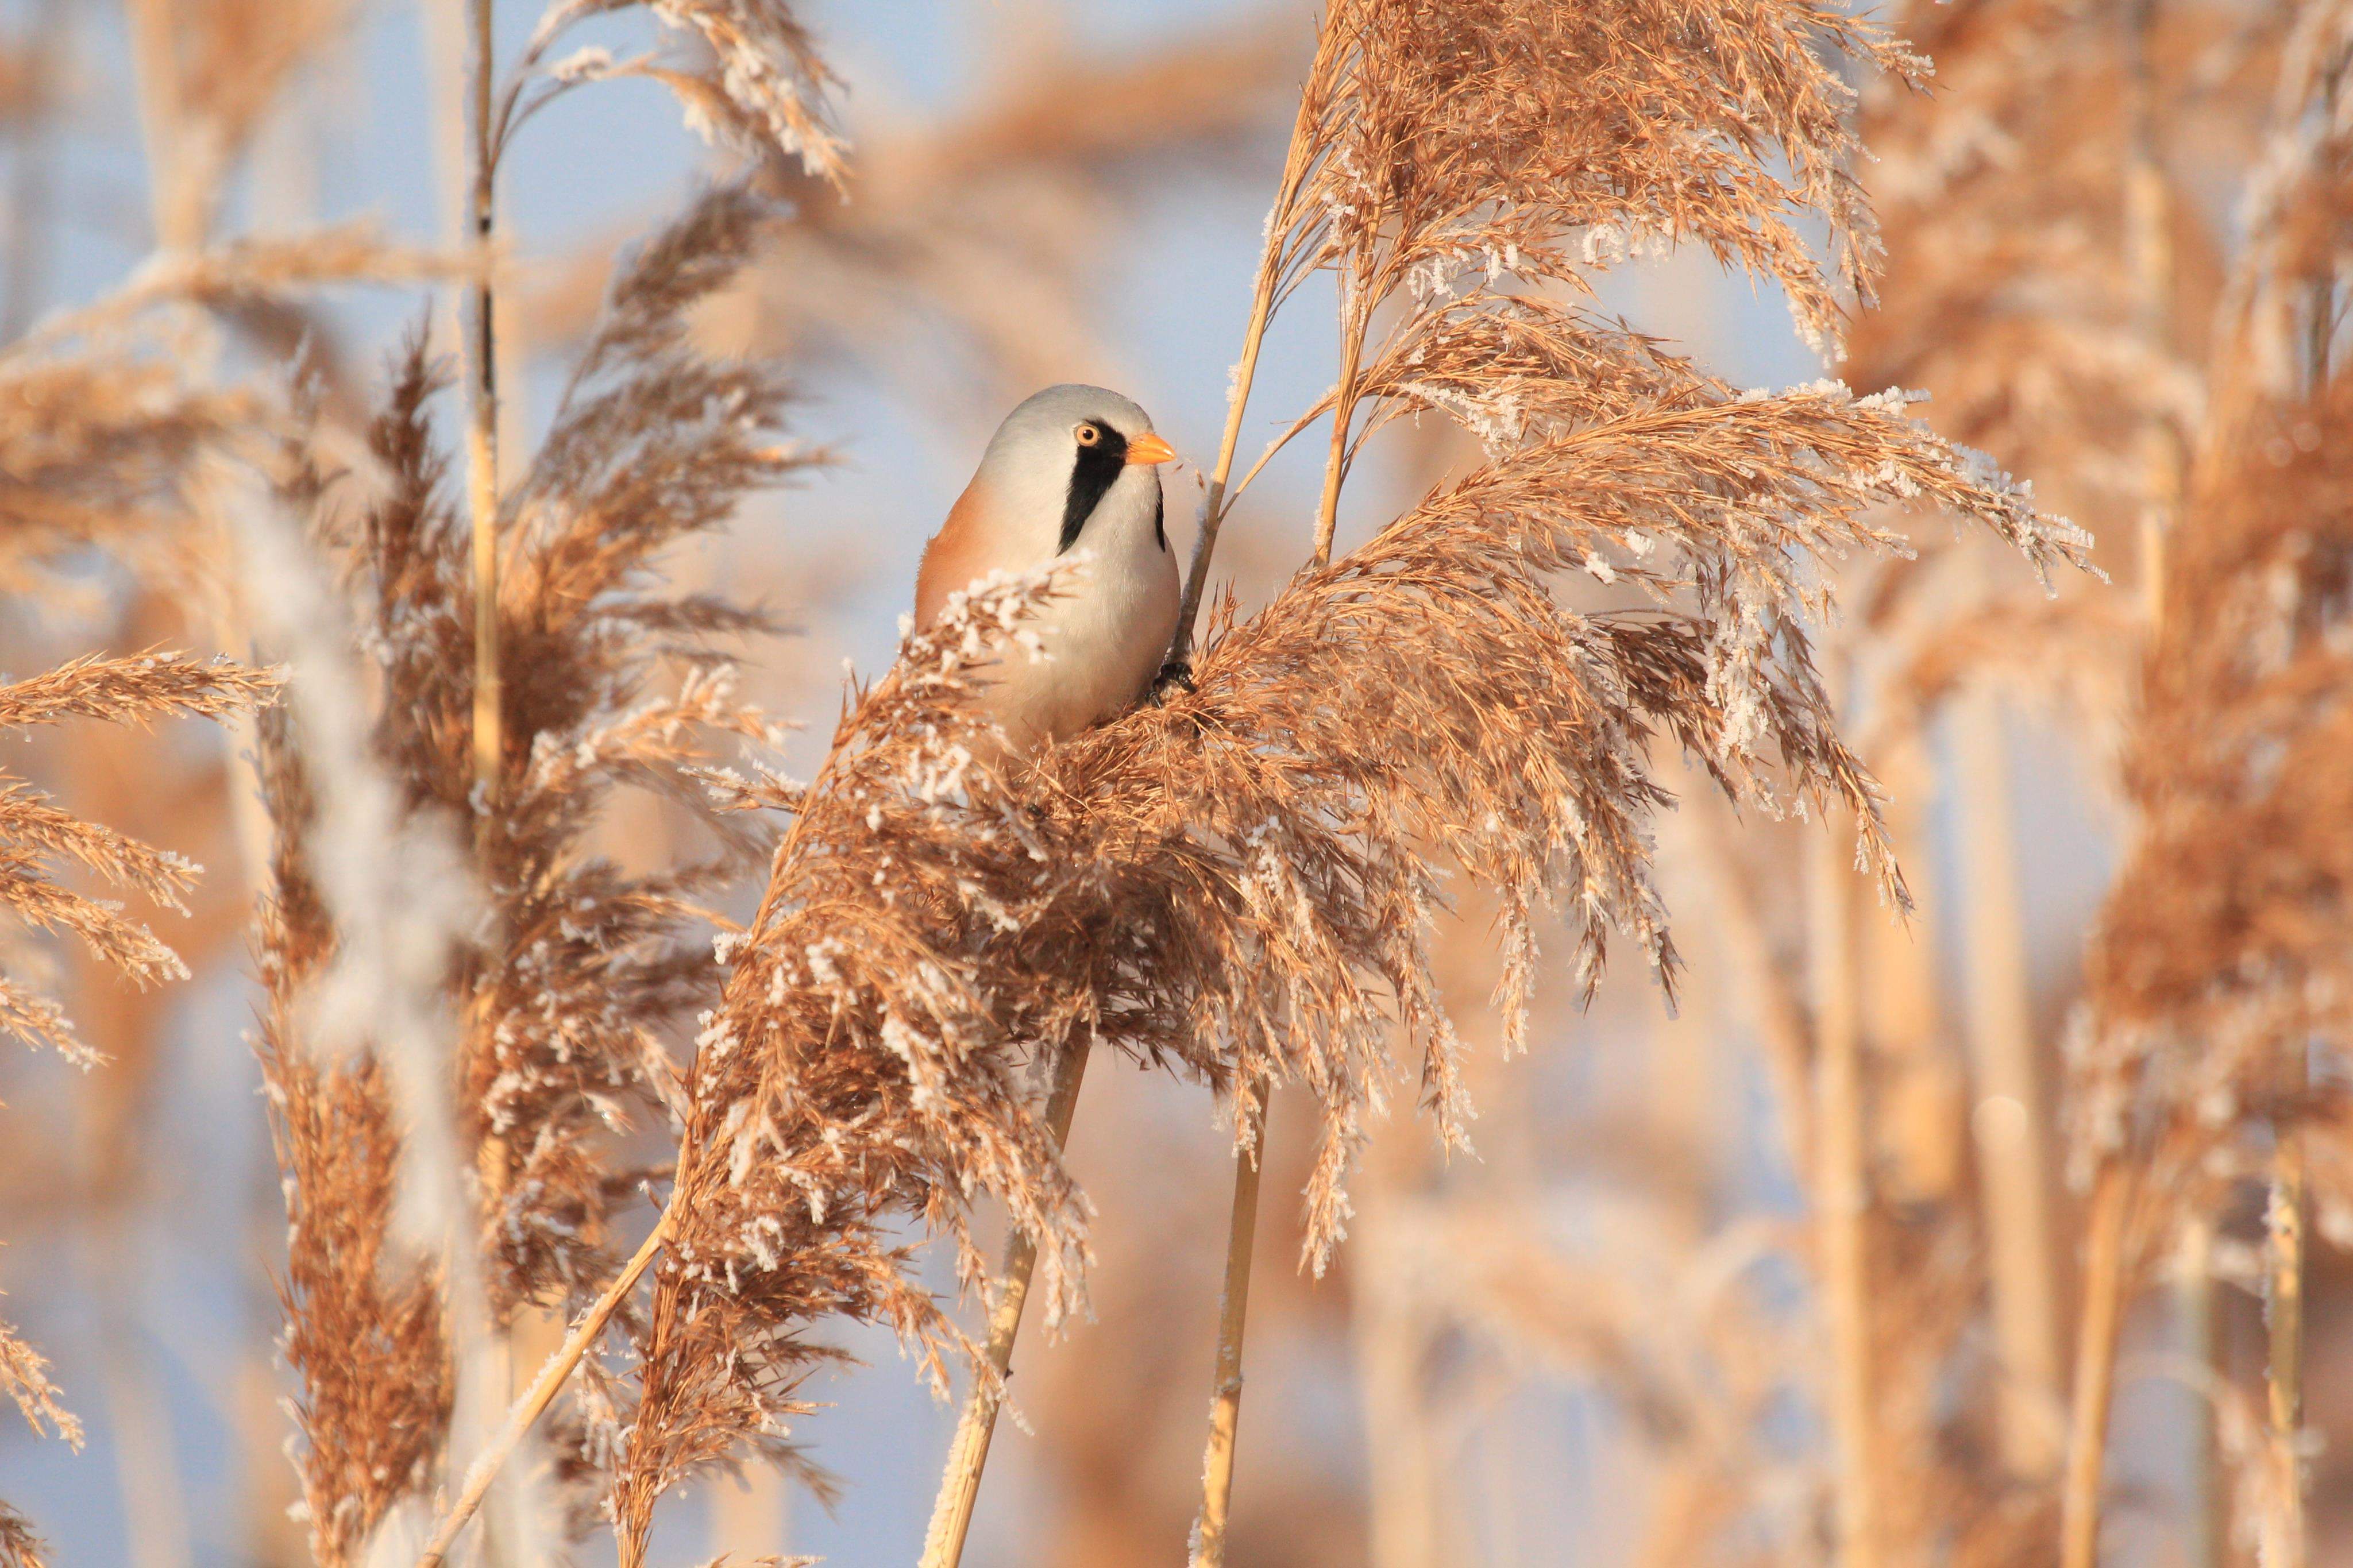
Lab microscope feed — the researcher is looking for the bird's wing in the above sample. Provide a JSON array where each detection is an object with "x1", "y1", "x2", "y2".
[{"x1": 914, "y1": 476, "x2": 997, "y2": 630}]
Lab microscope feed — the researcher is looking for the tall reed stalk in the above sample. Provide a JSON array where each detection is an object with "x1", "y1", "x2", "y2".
[
  {"x1": 917, "y1": 1044, "x2": 1092, "y2": 1568},
  {"x1": 1809, "y1": 811, "x2": 1878, "y2": 1568},
  {"x1": 2061, "y1": 1163, "x2": 2133, "y2": 1568},
  {"x1": 1950, "y1": 689, "x2": 2065, "y2": 1478},
  {"x1": 464, "y1": 0, "x2": 501, "y2": 804},
  {"x1": 2264, "y1": 1100, "x2": 2309, "y2": 1568},
  {"x1": 1191, "y1": 1099, "x2": 1268, "y2": 1568}
]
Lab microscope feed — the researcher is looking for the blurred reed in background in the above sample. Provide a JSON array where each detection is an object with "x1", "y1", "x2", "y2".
[{"x1": 0, "y1": 1, "x2": 2348, "y2": 1567}]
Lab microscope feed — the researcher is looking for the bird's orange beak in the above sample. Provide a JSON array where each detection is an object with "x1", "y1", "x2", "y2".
[{"x1": 1124, "y1": 431, "x2": 1178, "y2": 466}]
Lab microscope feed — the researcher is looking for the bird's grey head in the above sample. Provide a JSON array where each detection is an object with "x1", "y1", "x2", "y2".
[{"x1": 981, "y1": 384, "x2": 1174, "y2": 555}]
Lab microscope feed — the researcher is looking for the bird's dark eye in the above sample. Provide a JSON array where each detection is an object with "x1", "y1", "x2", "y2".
[{"x1": 1074, "y1": 422, "x2": 1101, "y2": 447}]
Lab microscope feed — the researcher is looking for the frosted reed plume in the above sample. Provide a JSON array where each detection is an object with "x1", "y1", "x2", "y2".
[
  {"x1": 563, "y1": 1, "x2": 2097, "y2": 1555},
  {"x1": 237, "y1": 451, "x2": 496, "y2": 1566},
  {"x1": 517, "y1": 0, "x2": 845, "y2": 187},
  {"x1": 1145, "y1": 0, "x2": 2089, "y2": 1257}
]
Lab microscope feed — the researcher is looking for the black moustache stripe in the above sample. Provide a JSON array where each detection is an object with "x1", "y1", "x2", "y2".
[{"x1": 1059, "y1": 426, "x2": 1129, "y2": 554}]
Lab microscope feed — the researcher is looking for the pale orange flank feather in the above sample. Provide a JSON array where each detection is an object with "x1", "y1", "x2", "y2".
[{"x1": 915, "y1": 476, "x2": 997, "y2": 629}]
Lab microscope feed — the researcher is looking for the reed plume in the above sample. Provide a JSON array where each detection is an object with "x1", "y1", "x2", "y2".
[
  {"x1": 2064, "y1": 0, "x2": 2352, "y2": 1558},
  {"x1": 253, "y1": 701, "x2": 453, "y2": 1566},
  {"x1": 0, "y1": 651, "x2": 274, "y2": 1544},
  {"x1": 0, "y1": 1500, "x2": 49, "y2": 1568},
  {"x1": 533, "y1": 2, "x2": 2100, "y2": 1557},
  {"x1": 518, "y1": 0, "x2": 845, "y2": 188},
  {"x1": 251, "y1": 174, "x2": 815, "y2": 1558}
]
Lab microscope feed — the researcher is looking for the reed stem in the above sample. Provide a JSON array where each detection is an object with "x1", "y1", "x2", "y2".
[
  {"x1": 1808, "y1": 817, "x2": 1878, "y2": 1568},
  {"x1": 2263, "y1": 1060, "x2": 2309, "y2": 1568},
  {"x1": 2060, "y1": 1161, "x2": 2134, "y2": 1568},
  {"x1": 465, "y1": 0, "x2": 503, "y2": 808},
  {"x1": 1190, "y1": 1097, "x2": 1268, "y2": 1568},
  {"x1": 415, "y1": 1205, "x2": 676, "y2": 1568},
  {"x1": 1188, "y1": 265, "x2": 1358, "y2": 1562},
  {"x1": 2175, "y1": 1216, "x2": 2222, "y2": 1568},
  {"x1": 1174, "y1": 258, "x2": 1279, "y2": 663},
  {"x1": 1309, "y1": 302, "x2": 1364, "y2": 566},
  {"x1": 1951, "y1": 691, "x2": 2065, "y2": 1477},
  {"x1": 917, "y1": 1042, "x2": 1093, "y2": 1568},
  {"x1": 1171, "y1": 17, "x2": 1329, "y2": 664}
]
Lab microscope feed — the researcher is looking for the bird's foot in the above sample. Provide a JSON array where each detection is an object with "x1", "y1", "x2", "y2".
[{"x1": 1151, "y1": 658, "x2": 1195, "y2": 702}]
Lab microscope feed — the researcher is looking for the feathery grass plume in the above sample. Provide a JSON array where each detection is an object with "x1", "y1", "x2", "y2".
[
  {"x1": 0, "y1": 341, "x2": 250, "y2": 598},
  {"x1": 0, "y1": 223, "x2": 461, "y2": 616},
  {"x1": 449, "y1": 180, "x2": 807, "y2": 1318},
  {"x1": 703, "y1": 19, "x2": 1293, "y2": 401},
  {"x1": 252, "y1": 181, "x2": 811, "y2": 1551},
  {"x1": 1842, "y1": 0, "x2": 2271, "y2": 755},
  {"x1": 2064, "y1": 0, "x2": 2352, "y2": 1556},
  {"x1": 0, "y1": 652, "x2": 278, "y2": 1060},
  {"x1": 124, "y1": 0, "x2": 362, "y2": 248},
  {"x1": 607, "y1": 562, "x2": 1097, "y2": 1558},
  {"x1": 1130, "y1": 0, "x2": 2087, "y2": 1256},
  {"x1": 580, "y1": 2, "x2": 2093, "y2": 1551},
  {"x1": 1242, "y1": 0, "x2": 1931, "y2": 558},
  {"x1": 0, "y1": 1501, "x2": 50, "y2": 1568},
  {"x1": 519, "y1": 0, "x2": 846, "y2": 186},
  {"x1": 251, "y1": 705, "x2": 453, "y2": 1567},
  {"x1": 0, "y1": 651, "x2": 271, "y2": 1550},
  {"x1": 1, "y1": 1291, "x2": 80, "y2": 1456}
]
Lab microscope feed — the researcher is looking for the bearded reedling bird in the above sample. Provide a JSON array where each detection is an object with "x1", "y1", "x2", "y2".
[{"x1": 916, "y1": 384, "x2": 1183, "y2": 756}]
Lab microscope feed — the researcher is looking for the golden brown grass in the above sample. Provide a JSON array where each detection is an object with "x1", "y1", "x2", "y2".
[
  {"x1": 27, "y1": 0, "x2": 2353, "y2": 1561},
  {"x1": 249, "y1": 176, "x2": 813, "y2": 1561},
  {"x1": 519, "y1": 2, "x2": 2093, "y2": 1558},
  {"x1": 0, "y1": 648, "x2": 274, "y2": 1549}
]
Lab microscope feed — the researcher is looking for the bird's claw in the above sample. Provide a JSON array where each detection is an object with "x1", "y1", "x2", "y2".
[{"x1": 1151, "y1": 658, "x2": 1195, "y2": 702}]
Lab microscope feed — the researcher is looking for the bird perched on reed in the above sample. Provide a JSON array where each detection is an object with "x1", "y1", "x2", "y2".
[{"x1": 915, "y1": 384, "x2": 1182, "y2": 755}]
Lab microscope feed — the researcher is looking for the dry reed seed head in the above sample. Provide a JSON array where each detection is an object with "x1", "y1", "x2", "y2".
[
  {"x1": 0, "y1": 1310, "x2": 79, "y2": 1451},
  {"x1": 0, "y1": 350, "x2": 249, "y2": 595},
  {"x1": 1837, "y1": 0, "x2": 2275, "y2": 787},
  {"x1": 0, "y1": 651, "x2": 278, "y2": 1061},
  {"x1": 0, "y1": 657, "x2": 268, "y2": 1550},
  {"x1": 243, "y1": 571, "x2": 466, "y2": 1565},
  {"x1": 2076, "y1": 373, "x2": 2353, "y2": 1196},
  {"x1": 518, "y1": 19, "x2": 1302, "y2": 415},
  {"x1": 244, "y1": 179, "x2": 817, "y2": 1549},
  {"x1": 133, "y1": 0, "x2": 362, "y2": 227},
  {"x1": 1176, "y1": 0, "x2": 2092, "y2": 1260},
  {"x1": 611, "y1": 565, "x2": 1104, "y2": 1538},
  {"x1": 1276, "y1": 0, "x2": 1918, "y2": 364},
  {"x1": 603, "y1": 0, "x2": 2108, "y2": 1534},
  {"x1": 0, "y1": 1501, "x2": 51, "y2": 1568},
  {"x1": 530, "y1": 0, "x2": 847, "y2": 186}
]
